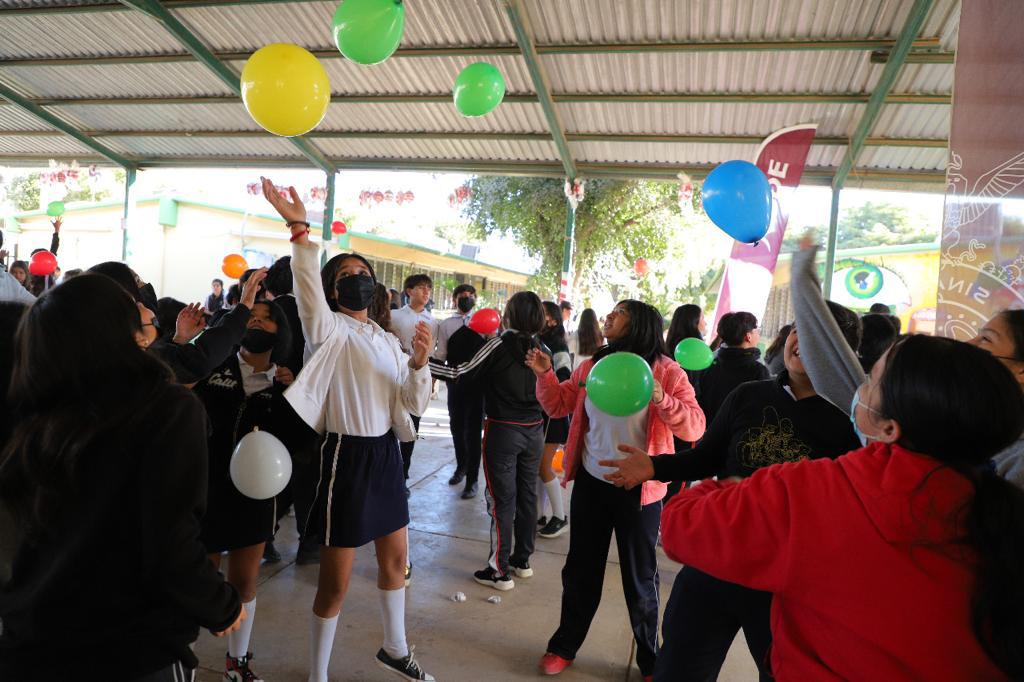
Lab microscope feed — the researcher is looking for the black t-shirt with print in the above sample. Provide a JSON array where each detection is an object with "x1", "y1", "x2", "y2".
[{"x1": 651, "y1": 371, "x2": 860, "y2": 482}]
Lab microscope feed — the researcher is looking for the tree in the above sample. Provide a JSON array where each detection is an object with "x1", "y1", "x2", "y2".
[
  {"x1": 781, "y1": 200, "x2": 939, "y2": 252},
  {"x1": 461, "y1": 176, "x2": 732, "y2": 313},
  {"x1": 1, "y1": 169, "x2": 121, "y2": 212}
]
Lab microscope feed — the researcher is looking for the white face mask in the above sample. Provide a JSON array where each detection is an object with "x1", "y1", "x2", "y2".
[{"x1": 849, "y1": 386, "x2": 883, "y2": 447}]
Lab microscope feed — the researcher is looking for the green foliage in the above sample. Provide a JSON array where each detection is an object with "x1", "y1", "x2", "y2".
[
  {"x1": 462, "y1": 176, "x2": 723, "y2": 307},
  {"x1": 2, "y1": 171, "x2": 117, "y2": 212},
  {"x1": 781, "y1": 200, "x2": 939, "y2": 252}
]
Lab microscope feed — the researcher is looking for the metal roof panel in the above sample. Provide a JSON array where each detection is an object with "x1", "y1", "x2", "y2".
[
  {"x1": 0, "y1": 62, "x2": 235, "y2": 99},
  {"x1": 319, "y1": 101, "x2": 550, "y2": 133},
  {"x1": 0, "y1": 134, "x2": 96, "y2": 155},
  {"x1": 870, "y1": 103, "x2": 951, "y2": 138},
  {"x1": 314, "y1": 136, "x2": 559, "y2": 162},
  {"x1": 102, "y1": 135, "x2": 302, "y2": 159},
  {"x1": 48, "y1": 102, "x2": 258, "y2": 132},
  {"x1": 0, "y1": 10, "x2": 181, "y2": 59}
]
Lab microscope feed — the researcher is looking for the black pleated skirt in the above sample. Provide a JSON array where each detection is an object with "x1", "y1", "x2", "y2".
[{"x1": 303, "y1": 431, "x2": 410, "y2": 548}]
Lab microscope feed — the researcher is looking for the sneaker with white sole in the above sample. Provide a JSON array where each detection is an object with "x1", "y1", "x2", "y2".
[
  {"x1": 509, "y1": 559, "x2": 533, "y2": 578},
  {"x1": 473, "y1": 566, "x2": 515, "y2": 591},
  {"x1": 539, "y1": 516, "x2": 569, "y2": 539},
  {"x1": 375, "y1": 646, "x2": 435, "y2": 681},
  {"x1": 224, "y1": 652, "x2": 263, "y2": 682}
]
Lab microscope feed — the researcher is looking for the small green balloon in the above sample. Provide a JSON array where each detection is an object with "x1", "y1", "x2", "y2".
[
  {"x1": 46, "y1": 201, "x2": 65, "y2": 217},
  {"x1": 674, "y1": 338, "x2": 714, "y2": 371},
  {"x1": 333, "y1": 0, "x2": 405, "y2": 66},
  {"x1": 586, "y1": 352, "x2": 654, "y2": 417},
  {"x1": 453, "y1": 62, "x2": 506, "y2": 117}
]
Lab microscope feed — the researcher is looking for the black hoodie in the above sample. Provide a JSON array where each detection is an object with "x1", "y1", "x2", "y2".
[
  {"x1": 692, "y1": 346, "x2": 770, "y2": 427},
  {"x1": 430, "y1": 330, "x2": 548, "y2": 423}
]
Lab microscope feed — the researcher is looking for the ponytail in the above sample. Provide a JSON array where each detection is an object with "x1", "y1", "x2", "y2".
[{"x1": 965, "y1": 471, "x2": 1024, "y2": 677}]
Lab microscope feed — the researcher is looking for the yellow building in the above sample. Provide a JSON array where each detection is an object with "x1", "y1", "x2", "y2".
[{"x1": 4, "y1": 197, "x2": 530, "y2": 309}]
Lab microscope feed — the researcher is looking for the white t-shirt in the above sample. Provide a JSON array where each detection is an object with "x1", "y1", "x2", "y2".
[
  {"x1": 390, "y1": 305, "x2": 440, "y2": 354},
  {"x1": 582, "y1": 395, "x2": 649, "y2": 483},
  {"x1": 237, "y1": 352, "x2": 276, "y2": 396}
]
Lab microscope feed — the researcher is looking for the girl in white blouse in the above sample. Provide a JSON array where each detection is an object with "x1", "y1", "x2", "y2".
[{"x1": 261, "y1": 179, "x2": 435, "y2": 682}]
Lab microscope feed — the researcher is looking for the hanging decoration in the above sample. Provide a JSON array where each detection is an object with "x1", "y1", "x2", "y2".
[
  {"x1": 39, "y1": 160, "x2": 82, "y2": 191},
  {"x1": 634, "y1": 258, "x2": 649, "y2": 276},
  {"x1": 677, "y1": 172, "x2": 694, "y2": 214},
  {"x1": 564, "y1": 178, "x2": 585, "y2": 210},
  {"x1": 358, "y1": 189, "x2": 416, "y2": 207},
  {"x1": 247, "y1": 182, "x2": 291, "y2": 199},
  {"x1": 447, "y1": 184, "x2": 471, "y2": 207}
]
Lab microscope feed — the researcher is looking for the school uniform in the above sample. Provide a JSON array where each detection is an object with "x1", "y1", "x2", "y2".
[
  {"x1": 430, "y1": 331, "x2": 546, "y2": 576},
  {"x1": 390, "y1": 305, "x2": 440, "y2": 479},
  {"x1": 436, "y1": 316, "x2": 486, "y2": 484},
  {"x1": 538, "y1": 330, "x2": 572, "y2": 444},
  {"x1": 193, "y1": 353, "x2": 295, "y2": 553},
  {"x1": 284, "y1": 242, "x2": 431, "y2": 548}
]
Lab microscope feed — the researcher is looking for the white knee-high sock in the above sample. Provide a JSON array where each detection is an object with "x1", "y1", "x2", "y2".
[
  {"x1": 228, "y1": 598, "x2": 256, "y2": 658},
  {"x1": 536, "y1": 477, "x2": 548, "y2": 518},
  {"x1": 309, "y1": 612, "x2": 339, "y2": 682},
  {"x1": 545, "y1": 477, "x2": 565, "y2": 520},
  {"x1": 378, "y1": 587, "x2": 409, "y2": 659}
]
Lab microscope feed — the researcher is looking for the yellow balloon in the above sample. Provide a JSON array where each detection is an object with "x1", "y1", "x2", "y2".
[{"x1": 241, "y1": 44, "x2": 331, "y2": 137}]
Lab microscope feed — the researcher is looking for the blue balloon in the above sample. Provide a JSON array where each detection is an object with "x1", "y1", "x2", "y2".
[{"x1": 702, "y1": 160, "x2": 773, "y2": 243}]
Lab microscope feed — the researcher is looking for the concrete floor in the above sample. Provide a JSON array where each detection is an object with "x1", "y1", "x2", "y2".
[{"x1": 193, "y1": 391, "x2": 759, "y2": 682}]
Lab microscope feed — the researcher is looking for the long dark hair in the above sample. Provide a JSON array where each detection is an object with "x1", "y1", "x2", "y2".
[
  {"x1": 593, "y1": 299, "x2": 668, "y2": 367},
  {"x1": 0, "y1": 275, "x2": 172, "y2": 536},
  {"x1": 879, "y1": 335, "x2": 1024, "y2": 676},
  {"x1": 666, "y1": 303, "x2": 703, "y2": 352},
  {"x1": 859, "y1": 313, "x2": 898, "y2": 372},
  {"x1": 577, "y1": 308, "x2": 603, "y2": 357},
  {"x1": 503, "y1": 291, "x2": 546, "y2": 336},
  {"x1": 368, "y1": 283, "x2": 392, "y2": 332},
  {"x1": 764, "y1": 323, "x2": 793, "y2": 365},
  {"x1": 541, "y1": 300, "x2": 567, "y2": 348},
  {"x1": 320, "y1": 253, "x2": 377, "y2": 312}
]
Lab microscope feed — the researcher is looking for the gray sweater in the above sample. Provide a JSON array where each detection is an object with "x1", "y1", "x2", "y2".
[{"x1": 790, "y1": 245, "x2": 1024, "y2": 490}]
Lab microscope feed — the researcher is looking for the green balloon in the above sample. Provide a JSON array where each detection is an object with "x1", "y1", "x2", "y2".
[
  {"x1": 333, "y1": 0, "x2": 405, "y2": 66},
  {"x1": 674, "y1": 338, "x2": 714, "y2": 371},
  {"x1": 453, "y1": 62, "x2": 506, "y2": 117},
  {"x1": 46, "y1": 201, "x2": 65, "y2": 217},
  {"x1": 586, "y1": 352, "x2": 654, "y2": 417}
]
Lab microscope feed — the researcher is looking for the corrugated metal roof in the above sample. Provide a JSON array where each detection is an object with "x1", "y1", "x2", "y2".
[{"x1": 0, "y1": 0, "x2": 959, "y2": 184}]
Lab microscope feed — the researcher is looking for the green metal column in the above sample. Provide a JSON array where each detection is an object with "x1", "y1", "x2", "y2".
[
  {"x1": 822, "y1": 187, "x2": 841, "y2": 298},
  {"x1": 322, "y1": 172, "x2": 336, "y2": 242},
  {"x1": 560, "y1": 196, "x2": 575, "y2": 302},
  {"x1": 121, "y1": 166, "x2": 137, "y2": 261}
]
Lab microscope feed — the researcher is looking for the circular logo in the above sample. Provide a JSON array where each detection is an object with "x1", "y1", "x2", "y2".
[{"x1": 844, "y1": 263, "x2": 884, "y2": 300}]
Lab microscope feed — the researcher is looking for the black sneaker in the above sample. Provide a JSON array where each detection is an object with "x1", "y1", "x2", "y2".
[
  {"x1": 448, "y1": 470, "x2": 465, "y2": 486},
  {"x1": 375, "y1": 646, "x2": 435, "y2": 681},
  {"x1": 473, "y1": 567, "x2": 515, "y2": 591},
  {"x1": 539, "y1": 516, "x2": 569, "y2": 539},
  {"x1": 509, "y1": 559, "x2": 533, "y2": 579},
  {"x1": 262, "y1": 541, "x2": 281, "y2": 564},
  {"x1": 225, "y1": 652, "x2": 263, "y2": 681},
  {"x1": 460, "y1": 482, "x2": 478, "y2": 499},
  {"x1": 536, "y1": 515, "x2": 548, "y2": 528}
]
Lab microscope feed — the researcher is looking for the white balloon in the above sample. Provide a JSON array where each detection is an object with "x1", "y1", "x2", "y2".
[{"x1": 229, "y1": 430, "x2": 292, "y2": 500}]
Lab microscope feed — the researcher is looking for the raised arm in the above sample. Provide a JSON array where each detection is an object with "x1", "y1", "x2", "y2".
[
  {"x1": 430, "y1": 335, "x2": 502, "y2": 384},
  {"x1": 791, "y1": 243, "x2": 865, "y2": 413},
  {"x1": 261, "y1": 177, "x2": 339, "y2": 348}
]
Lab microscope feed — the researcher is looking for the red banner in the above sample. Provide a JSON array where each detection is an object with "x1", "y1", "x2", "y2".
[
  {"x1": 937, "y1": 0, "x2": 1024, "y2": 339},
  {"x1": 712, "y1": 124, "x2": 818, "y2": 329}
]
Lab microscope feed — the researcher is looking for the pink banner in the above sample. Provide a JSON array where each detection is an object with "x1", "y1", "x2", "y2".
[{"x1": 712, "y1": 124, "x2": 818, "y2": 329}]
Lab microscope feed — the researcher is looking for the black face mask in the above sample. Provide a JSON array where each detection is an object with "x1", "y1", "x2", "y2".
[
  {"x1": 457, "y1": 296, "x2": 475, "y2": 313},
  {"x1": 242, "y1": 328, "x2": 277, "y2": 353},
  {"x1": 335, "y1": 274, "x2": 376, "y2": 311}
]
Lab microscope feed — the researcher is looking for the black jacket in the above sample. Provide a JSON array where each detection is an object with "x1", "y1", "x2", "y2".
[
  {"x1": 652, "y1": 371, "x2": 860, "y2": 482},
  {"x1": 152, "y1": 303, "x2": 251, "y2": 384},
  {"x1": 692, "y1": 346, "x2": 770, "y2": 427},
  {"x1": 430, "y1": 330, "x2": 547, "y2": 423},
  {"x1": 0, "y1": 383, "x2": 241, "y2": 679},
  {"x1": 272, "y1": 293, "x2": 306, "y2": 375}
]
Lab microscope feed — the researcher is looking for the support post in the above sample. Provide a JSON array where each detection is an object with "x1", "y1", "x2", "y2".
[
  {"x1": 121, "y1": 166, "x2": 137, "y2": 262},
  {"x1": 321, "y1": 171, "x2": 336, "y2": 266},
  {"x1": 822, "y1": 187, "x2": 841, "y2": 298},
  {"x1": 559, "y1": 195, "x2": 575, "y2": 303}
]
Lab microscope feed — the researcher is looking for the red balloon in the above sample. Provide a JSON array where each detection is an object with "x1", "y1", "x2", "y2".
[
  {"x1": 634, "y1": 258, "x2": 649, "y2": 276},
  {"x1": 28, "y1": 250, "x2": 58, "y2": 276},
  {"x1": 331, "y1": 220, "x2": 347, "y2": 235},
  {"x1": 468, "y1": 308, "x2": 501, "y2": 335}
]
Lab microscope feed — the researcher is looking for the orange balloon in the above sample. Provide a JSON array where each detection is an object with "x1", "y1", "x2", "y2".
[
  {"x1": 222, "y1": 253, "x2": 248, "y2": 279},
  {"x1": 552, "y1": 447, "x2": 564, "y2": 474}
]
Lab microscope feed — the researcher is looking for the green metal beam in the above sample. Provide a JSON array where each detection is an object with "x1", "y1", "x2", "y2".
[
  {"x1": 322, "y1": 172, "x2": 336, "y2": 243},
  {"x1": 0, "y1": 81, "x2": 134, "y2": 167},
  {"x1": 505, "y1": 0, "x2": 576, "y2": 179},
  {"x1": 116, "y1": 0, "x2": 334, "y2": 173},
  {"x1": 833, "y1": 0, "x2": 936, "y2": 191},
  {"x1": 823, "y1": 187, "x2": 842, "y2": 298},
  {"x1": 0, "y1": 128, "x2": 951, "y2": 148},
  {"x1": 122, "y1": 166, "x2": 137, "y2": 260},
  {"x1": 0, "y1": 40, "x2": 947, "y2": 68},
  {"x1": 9, "y1": 91, "x2": 950, "y2": 108}
]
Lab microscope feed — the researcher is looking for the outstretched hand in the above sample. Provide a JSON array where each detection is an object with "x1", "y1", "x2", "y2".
[
  {"x1": 598, "y1": 444, "x2": 655, "y2": 490},
  {"x1": 51, "y1": 217, "x2": 62, "y2": 233},
  {"x1": 240, "y1": 268, "x2": 268, "y2": 309},
  {"x1": 261, "y1": 177, "x2": 309, "y2": 244},
  {"x1": 173, "y1": 302, "x2": 206, "y2": 344},
  {"x1": 525, "y1": 348, "x2": 552, "y2": 376}
]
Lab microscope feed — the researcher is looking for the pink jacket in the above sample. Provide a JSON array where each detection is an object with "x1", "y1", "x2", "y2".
[{"x1": 536, "y1": 354, "x2": 705, "y2": 505}]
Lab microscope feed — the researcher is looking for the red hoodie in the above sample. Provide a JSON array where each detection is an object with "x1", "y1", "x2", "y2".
[{"x1": 660, "y1": 442, "x2": 1007, "y2": 681}]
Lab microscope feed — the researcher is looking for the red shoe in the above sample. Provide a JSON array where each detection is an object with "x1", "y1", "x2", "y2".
[{"x1": 540, "y1": 652, "x2": 573, "y2": 675}]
